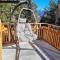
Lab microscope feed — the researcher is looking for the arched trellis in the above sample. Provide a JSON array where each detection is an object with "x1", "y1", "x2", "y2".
[
  {"x1": 11, "y1": 2, "x2": 37, "y2": 23},
  {"x1": 10, "y1": 1, "x2": 28, "y2": 21},
  {"x1": 18, "y1": 8, "x2": 37, "y2": 23}
]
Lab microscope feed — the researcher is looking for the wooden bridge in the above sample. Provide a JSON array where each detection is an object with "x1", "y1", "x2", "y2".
[{"x1": 1, "y1": 22, "x2": 60, "y2": 60}]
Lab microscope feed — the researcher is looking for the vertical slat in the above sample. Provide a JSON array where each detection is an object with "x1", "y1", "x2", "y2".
[
  {"x1": 0, "y1": 21, "x2": 2, "y2": 60},
  {"x1": 39, "y1": 23, "x2": 60, "y2": 50}
]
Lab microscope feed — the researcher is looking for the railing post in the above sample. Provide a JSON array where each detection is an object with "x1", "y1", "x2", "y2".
[{"x1": 0, "y1": 21, "x2": 2, "y2": 60}]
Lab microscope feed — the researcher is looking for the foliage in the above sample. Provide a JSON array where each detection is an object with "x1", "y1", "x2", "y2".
[
  {"x1": 0, "y1": 3, "x2": 16, "y2": 22},
  {"x1": 40, "y1": 0, "x2": 58, "y2": 24},
  {"x1": 0, "y1": 1, "x2": 38, "y2": 22}
]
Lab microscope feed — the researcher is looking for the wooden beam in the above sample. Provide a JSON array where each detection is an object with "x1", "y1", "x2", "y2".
[{"x1": 0, "y1": 1, "x2": 19, "y2": 3}]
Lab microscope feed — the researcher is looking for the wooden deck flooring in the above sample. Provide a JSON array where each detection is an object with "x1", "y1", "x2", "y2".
[
  {"x1": 2, "y1": 40, "x2": 60, "y2": 60},
  {"x1": 34, "y1": 40, "x2": 60, "y2": 60}
]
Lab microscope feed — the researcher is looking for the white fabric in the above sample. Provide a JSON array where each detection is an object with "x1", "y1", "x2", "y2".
[
  {"x1": 18, "y1": 18, "x2": 26, "y2": 23},
  {"x1": 16, "y1": 22, "x2": 37, "y2": 42},
  {"x1": 16, "y1": 17, "x2": 37, "y2": 42}
]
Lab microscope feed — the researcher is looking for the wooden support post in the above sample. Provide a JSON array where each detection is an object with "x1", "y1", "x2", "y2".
[{"x1": 0, "y1": 21, "x2": 2, "y2": 60}]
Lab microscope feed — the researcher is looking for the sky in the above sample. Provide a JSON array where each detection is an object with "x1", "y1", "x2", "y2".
[{"x1": 32, "y1": 0, "x2": 58, "y2": 11}]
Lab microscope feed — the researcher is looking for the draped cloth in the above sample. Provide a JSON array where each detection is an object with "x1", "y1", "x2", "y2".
[
  {"x1": 16, "y1": 17, "x2": 37, "y2": 42},
  {"x1": 16, "y1": 23, "x2": 37, "y2": 42}
]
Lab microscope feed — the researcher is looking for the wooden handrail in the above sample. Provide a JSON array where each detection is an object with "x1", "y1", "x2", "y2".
[
  {"x1": 2, "y1": 23, "x2": 17, "y2": 45},
  {"x1": 2, "y1": 22, "x2": 60, "y2": 51},
  {"x1": 31, "y1": 23, "x2": 60, "y2": 50}
]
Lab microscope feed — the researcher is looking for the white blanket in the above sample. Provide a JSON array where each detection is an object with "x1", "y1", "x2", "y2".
[{"x1": 16, "y1": 23, "x2": 37, "y2": 42}]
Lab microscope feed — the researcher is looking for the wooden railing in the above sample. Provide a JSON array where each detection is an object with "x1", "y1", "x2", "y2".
[
  {"x1": 1, "y1": 22, "x2": 60, "y2": 50},
  {"x1": 31, "y1": 23, "x2": 60, "y2": 50},
  {"x1": 2, "y1": 22, "x2": 20, "y2": 60},
  {"x1": 2, "y1": 23, "x2": 17, "y2": 45}
]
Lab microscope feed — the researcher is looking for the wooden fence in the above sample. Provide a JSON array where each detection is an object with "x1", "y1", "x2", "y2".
[
  {"x1": 31, "y1": 23, "x2": 60, "y2": 50},
  {"x1": 2, "y1": 23, "x2": 17, "y2": 45},
  {"x1": 1, "y1": 23, "x2": 60, "y2": 50}
]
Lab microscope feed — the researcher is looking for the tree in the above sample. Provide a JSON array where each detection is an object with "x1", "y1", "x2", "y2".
[
  {"x1": 0, "y1": 3, "x2": 16, "y2": 22},
  {"x1": 31, "y1": 3, "x2": 38, "y2": 22},
  {"x1": 43, "y1": 0, "x2": 57, "y2": 24}
]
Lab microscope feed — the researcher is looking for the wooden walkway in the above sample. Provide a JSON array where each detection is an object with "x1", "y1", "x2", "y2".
[
  {"x1": 2, "y1": 40, "x2": 60, "y2": 60},
  {"x1": 2, "y1": 42, "x2": 43, "y2": 60},
  {"x1": 34, "y1": 40, "x2": 60, "y2": 60}
]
